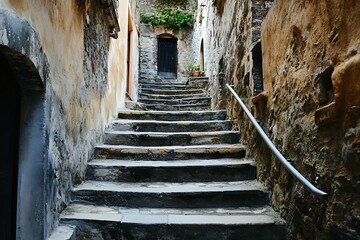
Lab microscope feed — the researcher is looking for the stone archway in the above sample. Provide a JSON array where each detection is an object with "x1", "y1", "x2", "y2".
[{"x1": 0, "y1": 9, "x2": 49, "y2": 240}]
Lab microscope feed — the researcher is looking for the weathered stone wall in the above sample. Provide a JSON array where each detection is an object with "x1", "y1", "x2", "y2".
[
  {"x1": 259, "y1": 1, "x2": 360, "y2": 239},
  {"x1": 139, "y1": 0, "x2": 196, "y2": 82},
  {"x1": 0, "y1": 0, "x2": 139, "y2": 238},
  {"x1": 196, "y1": 0, "x2": 360, "y2": 239}
]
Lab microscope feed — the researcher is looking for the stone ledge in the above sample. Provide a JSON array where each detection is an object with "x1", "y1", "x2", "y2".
[
  {"x1": 101, "y1": 0, "x2": 120, "y2": 38},
  {"x1": 251, "y1": 91, "x2": 267, "y2": 104},
  {"x1": 315, "y1": 101, "x2": 338, "y2": 126}
]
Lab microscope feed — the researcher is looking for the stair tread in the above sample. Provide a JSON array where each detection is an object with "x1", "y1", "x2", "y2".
[
  {"x1": 141, "y1": 88, "x2": 203, "y2": 93},
  {"x1": 112, "y1": 119, "x2": 230, "y2": 124},
  {"x1": 73, "y1": 180, "x2": 266, "y2": 193},
  {"x1": 105, "y1": 130, "x2": 239, "y2": 136},
  {"x1": 139, "y1": 97, "x2": 211, "y2": 101},
  {"x1": 61, "y1": 204, "x2": 284, "y2": 225},
  {"x1": 96, "y1": 143, "x2": 245, "y2": 150},
  {"x1": 118, "y1": 110, "x2": 225, "y2": 115},
  {"x1": 88, "y1": 158, "x2": 254, "y2": 167}
]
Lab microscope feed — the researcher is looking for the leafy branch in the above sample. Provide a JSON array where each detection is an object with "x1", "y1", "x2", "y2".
[{"x1": 140, "y1": 3, "x2": 194, "y2": 32}]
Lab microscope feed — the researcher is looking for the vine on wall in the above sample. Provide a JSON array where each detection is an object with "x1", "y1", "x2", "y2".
[{"x1": 140, "y1": 1, "x2": 193, "y2": 32}]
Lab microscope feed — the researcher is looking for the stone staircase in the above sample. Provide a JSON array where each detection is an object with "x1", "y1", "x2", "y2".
[{"x1": 54, "y1": 78, "x2": 286, "y2": 239}]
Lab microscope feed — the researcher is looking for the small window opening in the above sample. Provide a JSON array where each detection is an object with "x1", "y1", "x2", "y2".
[
  {"x1": 252, "y1": 41, "x2": 263, "y2": 95},
  {"x1": 317, "y1": 66, "x2": 334, "y2": 106}
]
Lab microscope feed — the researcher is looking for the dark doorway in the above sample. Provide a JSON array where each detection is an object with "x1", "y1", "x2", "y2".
[
  {"x1": 158, "y1": 37, "x2": 177, "y2": 78},
  {"x1": 252, "y1": 41, "x2": 264, "y2": 95},
  {"x1": 200, "y1": 39, "x2": 204, "y2": 72},
  {"x1": 0, "y1": 53, "x2": 21, "y2": 240}
]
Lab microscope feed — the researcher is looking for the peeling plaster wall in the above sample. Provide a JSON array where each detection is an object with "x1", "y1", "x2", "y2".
[{"x1": 0, "y1": 0, "x2": 139, "y2": 238}]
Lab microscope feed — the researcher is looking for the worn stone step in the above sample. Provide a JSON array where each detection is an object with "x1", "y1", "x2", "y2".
[
  {"x1": 111, "y1": 119, "x2": 232, "y2": 132},
  {"x1": 141, "y1": 88, "x2": 204, "y2": 95},
  {"x1": 71, "y1": 180, "x2": 269, "y2": 208},
  {"x1": 60, "y1": 204, "x2": 286, "y2": 240},
  {"x1": 139, "y1": 92, "x2": 207, "y2": 100},
  {"x1": 139, "y1": 97, "x2": 211, "y2": 106},
  {"x1": 145, "y1": 103, "x2": 211, "y2": 111},
  {"x1": 141, "y1": 83, "x2": 201, "y2": 90},
  {"x1": 139, "y1": 79, "x2": 187, "y2": 85},
  {"x1": 86, "y1": 159, "x2": 256, "y2": 182},
  {"x1": 94, "y1": 144, "x2": 246, "y2": 160},
  {"x1": 117, "y1": 110, "x2": 227, "y2": 121},
  {"x1": 104, "y1": 130, "x2": 240, "y2": 146},
  {"x1": 188, "y1": 77, "x2": 209, "y2": 88},
  {"x1": 48, "y1": 225, "x2": 76, "y2": 240}
]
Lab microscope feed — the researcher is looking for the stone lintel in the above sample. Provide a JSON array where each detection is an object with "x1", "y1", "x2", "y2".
[
  {"x1": 315, "y1": 101, "x2": 338, "y2": 125},
  {"x1": 251, "y1": 91, "x2": 267, "y2": 104}
]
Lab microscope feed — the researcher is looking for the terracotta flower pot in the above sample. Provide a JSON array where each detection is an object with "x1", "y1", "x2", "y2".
[{"x1": 192, "y1": 71, "x2": 200, "y2": 77}]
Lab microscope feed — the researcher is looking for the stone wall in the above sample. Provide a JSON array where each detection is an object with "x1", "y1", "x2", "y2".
[
  {"x1": 195, "y1": 0, "x2": 360, "y2": 239},
  {"x1": 260, "y1": 1, "x2": 360, "y2": 239},
  {"x1": 0, "y1": 0, "x2": 139, "y2": 238},
  {"x1": 139, "y1": 0, "x2": 196, "y2": 82}
]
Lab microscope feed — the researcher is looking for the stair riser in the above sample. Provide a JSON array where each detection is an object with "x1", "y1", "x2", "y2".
[
  {"x1": 188, "y1": 80, "x2": 209, "y2": 89},
  {"x1": 140, "y1": 85, "x2": 203, "y2": 90},
  {"x1": 60, "y1": 220, "x2": 286, "y2": 240},
  {"x1": 86, "y1": 164, "x2": 256, "y2": 182},
  {"x1": 141, "y1": 89, "x2": 204, "y2": 95},
  {"x1": 111, "y1": 122, "x2": 232, "y2": 132},
  {"x1": 145, "y1": 105, "x2": 211, "y2": 111},
  {"x1": 104, "y1": 132, "x2": 240, "y2": 146},
  {"x1": 139, "y1": 93, "x2": 207, "y2": 100},
  {"x1": 94, "y1": 147, "x2": 246, "y2": 160},
  {"x1": 140, "y1": 98, "x2": 210, "y2": 105},
  {"x1": 117, "y1": 111, "x2": 227, "y2": 121},
  {"x1": 72, "y1": 190, "x2": 269, "y2": 208}
]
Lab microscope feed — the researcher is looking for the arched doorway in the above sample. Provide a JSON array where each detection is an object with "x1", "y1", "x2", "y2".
[
  {"x1": 0, "y1": 10, "x2": 48, "y2": 239},
  {"x1": 157, "y1": 33, "x2": 178, "y2": 79},
  {"x1": 0, "y1": 46, "x2": 46, "y2": 240},
  {"x1": 0, "y1": 52, "x2": 22, "y2": 240},
  {"x1": 200, "y1": 39, "x2": 205, "y2": 72}
]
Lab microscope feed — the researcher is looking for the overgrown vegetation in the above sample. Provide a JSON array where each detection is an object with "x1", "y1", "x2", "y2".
[{"x1": 140, "y1": 1, "x2": 194, "y2": 32}]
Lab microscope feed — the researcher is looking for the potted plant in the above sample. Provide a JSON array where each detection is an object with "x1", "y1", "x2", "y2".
[{"x1": 187, "y1": 63, "x2": 200, "y2": 77}]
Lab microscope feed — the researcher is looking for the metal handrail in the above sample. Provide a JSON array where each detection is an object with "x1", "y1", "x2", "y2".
[{"x1": 226, "y1": 84, "x2": 327, "y2": 197}]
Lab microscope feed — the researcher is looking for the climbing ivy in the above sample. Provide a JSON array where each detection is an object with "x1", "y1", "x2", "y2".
[{"x1": 140, "y1": 3, "x2": 193, "y2": 32}]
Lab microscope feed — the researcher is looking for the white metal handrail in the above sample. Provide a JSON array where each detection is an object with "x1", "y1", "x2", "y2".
[{"x1": 226, "y1": 84, "x2": 327, "y2": 197}]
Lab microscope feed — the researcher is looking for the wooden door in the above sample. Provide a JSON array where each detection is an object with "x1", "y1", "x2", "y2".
[{"x1": 158, "y1": 38, "x2": 177, "y2": 78}]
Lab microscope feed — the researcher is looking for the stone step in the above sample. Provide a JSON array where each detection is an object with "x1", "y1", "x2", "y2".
[
  {"x1": 188, "y1": 78, "x2": 209, "y2": 89},
  {"x1": 139, "y1": 79, "x2": 187, "y2": 85},
  {"x1": 111, "y1": 119, "x2": 232, "y2": 132},
  {"x1": 71, "y1": 180, "x2": 269, "y2": 208},
  {"x1": 94, "y1": 144, "x2": 246, "y2": 160},
  {"x1": 48, "y1": 225, "x2": 76, "y2": 240},
  {"x1": 141, "y1": 83, "x2": 201, "y2": 90},
  {"x1": 139, "y1": 97, "x2": 211, "y2": 106},
  {"x1": 145, "y1": 103, "x2": 211, "y2": 111},
  {"x1": 139, "y1": 92, "x2": 207, "y2": 100},
  {"x1": 117, "y1": 110, "x2": 227, "y2": 121},
  {"x1": 86, "y1": 159, "x2": 256, "y2": 182},
  {"x1": 104, "y1": 130, "x2": 240, "y2": 146},
  {"x1": 141, "y1": 88, "x2": 204, "y2": 95},
  {"x1": 60, "y1": 204, "x2": 286, "y2": 240}
]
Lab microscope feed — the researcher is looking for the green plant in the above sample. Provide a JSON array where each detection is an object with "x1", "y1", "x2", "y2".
[
  {"x1": 187, "y1": 63, "x2": 200, "y2": 75},
  {"x1": 140, "y1": 3, "x2": 194, "y2": 32}
]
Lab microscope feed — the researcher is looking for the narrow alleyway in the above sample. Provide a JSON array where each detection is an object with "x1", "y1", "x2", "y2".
[{"x1": 55, "y1": 77, "x2": 286, "y2": 239}]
